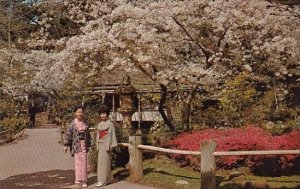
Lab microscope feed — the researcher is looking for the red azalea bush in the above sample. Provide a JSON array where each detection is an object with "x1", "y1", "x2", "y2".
[{"x1": 164, "y1": 125, "x2": 300, "y2": 176}]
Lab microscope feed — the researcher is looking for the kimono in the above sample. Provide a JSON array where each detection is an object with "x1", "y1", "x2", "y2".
[
  {"x1": 96, "y1": 119, "x2": 118, "y2": 184},
  {"x1": 63, "y1": 118, "x2": 91, "y2": 182}
]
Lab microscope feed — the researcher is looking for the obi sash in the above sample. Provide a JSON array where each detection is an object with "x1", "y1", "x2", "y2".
[{"x1": 98, "y1": 128, "x2": 109, "y2": 139}]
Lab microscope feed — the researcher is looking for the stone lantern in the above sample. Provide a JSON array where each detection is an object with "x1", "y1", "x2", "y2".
[{"x1": 114, "y1": 75, "x2": 137, "y2": 132}]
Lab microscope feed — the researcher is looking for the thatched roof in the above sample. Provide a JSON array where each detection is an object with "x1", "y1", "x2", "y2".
[
  {"x1": 88, "y1": 70, "x2": 158, "y2": 94},
  {"x1": 86, "y1": 69, "x2": 201, "y2": 94},
  {"x1": 97, "y1": 70, "x2": 156, "y2": 87}
]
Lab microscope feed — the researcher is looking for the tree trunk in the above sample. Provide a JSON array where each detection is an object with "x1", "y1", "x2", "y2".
[
  {"x1": 158, "y1": 84, "x2": 176, "y2": 132},
  {"x1": 181, "y1": 84, "x2": 200, "y2": 131},
  {"x1": 8, "y1": 27, "x2": 11, "y2": 50},
  {"x1": 137, "y1": 65, "x2": 176, "y2": 132},
  {"x1": 181, "y1": 103, "x2": 190, "y2": 131},
  {"x1": 8, "y1": 16, "x2": 12, "y2": 73}
]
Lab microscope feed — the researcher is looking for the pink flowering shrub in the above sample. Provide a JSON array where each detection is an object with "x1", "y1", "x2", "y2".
[{"x1": 164, "y1": 125, "x2": 300, "y2": 176}]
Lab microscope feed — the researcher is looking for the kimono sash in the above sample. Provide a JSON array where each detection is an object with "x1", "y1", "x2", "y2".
[
  {"x1": 98, "y1": 128, "x2": 109, "y2": 139},
  {"x1": 96, "y1": 120, "x2": 117, "y2": 151}
]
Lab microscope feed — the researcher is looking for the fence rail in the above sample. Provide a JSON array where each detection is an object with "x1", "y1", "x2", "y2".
[
  {"x1": 0, "y1": 125, "x2": 27, "y2": 144},
  {"x1": 0, "y1": 129, "x2": 11, "y2": 135},
  {"x1": 119, "y1": 143, "x2": 300, "y2": 156},
  {"x1": 118, "y1": 136, "x2": 300, "y2": 189},
  {"x1": 213, "y1": 150, "x2": 300, "y2": 156},
  {"x1": 0, "y1": 129, "x2": 12, "y2": 144}
]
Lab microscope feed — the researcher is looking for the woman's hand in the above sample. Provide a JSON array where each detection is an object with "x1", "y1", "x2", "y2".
[{"x1": 64, "y1": 146, "x2": 68, "y2": 153}]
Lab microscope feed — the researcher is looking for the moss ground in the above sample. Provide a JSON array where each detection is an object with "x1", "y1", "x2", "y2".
[{"x1": 113, "y1": 155, "x2": 300, "y2": 189}]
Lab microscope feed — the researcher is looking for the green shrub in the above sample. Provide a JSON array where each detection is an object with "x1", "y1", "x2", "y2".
[
  {"x1": 147, "y1": 120, "x2": 172, "y2": 146},
  {"x1": 0, "y1": 117, "x2": 25, "y2": 131}
]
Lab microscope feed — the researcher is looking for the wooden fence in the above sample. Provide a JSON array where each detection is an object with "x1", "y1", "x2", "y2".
[
  {"x1": 0, "y1": 125, "x2": 27, "y2": 144},
  {"x1": 0, "y1": 129, "x2": 13, "y2": 143},
  {"x1": 119, "y1": 136, "x2": 300, "y2": 189}
]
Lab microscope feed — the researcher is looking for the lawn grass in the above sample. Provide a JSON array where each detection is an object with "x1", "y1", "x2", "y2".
[
  {"x1": 139, "y1": 157, "x2": 200, "y2": 189},
  {"x1": 113, "y1": 156, "x2": 300, "y2": 189},
  {"x1": 217, "y1": 170, "x2": 300, "y2": 189}
]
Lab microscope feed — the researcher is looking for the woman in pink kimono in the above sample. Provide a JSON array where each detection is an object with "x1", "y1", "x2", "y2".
[
  {"x1": 95, "y1": 105, "x2": 117, "y2": 187},
  {"x1": 64, "y1": 105, "x2": 91, "y2": 188}
]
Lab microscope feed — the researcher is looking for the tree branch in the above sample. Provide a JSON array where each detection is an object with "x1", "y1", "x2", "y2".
[
  {"x1": 172, "y1": 16, "x2": 211, "y2": 64},
  {"x1": 129, "y1": 55, "x2": 156, "y2": 82},
  {"x1": 215, "y1": 28, "x2": 228, "y2": 50}
]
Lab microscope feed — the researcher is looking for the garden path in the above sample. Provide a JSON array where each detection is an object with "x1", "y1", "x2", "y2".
[{"x1": 0, "y1": 112, "x2": 156, "y2": 189}]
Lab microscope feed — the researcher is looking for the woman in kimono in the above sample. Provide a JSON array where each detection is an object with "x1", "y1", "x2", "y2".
[
  {"x1": 95, "y1": 104, "x2": 118, "y2": 187},
  {"x1": 64, "y1": 105, "x2": 91, "y2": 188}
]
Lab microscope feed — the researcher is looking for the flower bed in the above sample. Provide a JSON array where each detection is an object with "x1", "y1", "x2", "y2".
[{"x1": 164, "y1": 125, "x2": 300, "y2": 176}]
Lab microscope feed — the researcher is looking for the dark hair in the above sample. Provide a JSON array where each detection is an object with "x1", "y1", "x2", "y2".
[
  {"x1": 98, "y1": 104, "x2": 110, "y2": 115},
  {"x1": 74, "y1": 104, "x2": 84, "y2": 112}
]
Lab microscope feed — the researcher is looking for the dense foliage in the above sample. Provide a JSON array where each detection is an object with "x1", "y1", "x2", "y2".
[{"x1": 0, "y1": 0, "x2": 299, "y2": 141}]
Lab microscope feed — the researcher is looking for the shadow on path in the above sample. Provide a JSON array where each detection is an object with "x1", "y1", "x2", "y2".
[
  {"x1": 143, "y1": 168, "x2": 199, "y2": 180},
  {"x1": 0, "y1": 170, "x2": 75, "y2": 189}
]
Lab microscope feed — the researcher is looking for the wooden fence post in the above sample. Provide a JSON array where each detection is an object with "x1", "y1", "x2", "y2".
[
  {"x1": 128, "y1": 135, "x2": 143, "y2": 181},
  {"x1": 10, "y1": 129, "x2": 13, "y2": 142},
  {"x1": 58, "y1": 122, "x2": 64, "y2": 143},
  {"x1": 201, "y1": 140, "x2": 216, "y2": 189}
]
